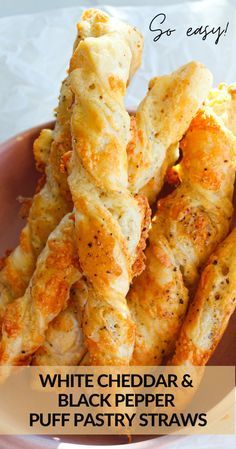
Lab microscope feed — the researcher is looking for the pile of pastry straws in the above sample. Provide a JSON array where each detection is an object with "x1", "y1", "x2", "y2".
[{"x1": 0, "y1": 9, "x2": 235, "y2": 370}]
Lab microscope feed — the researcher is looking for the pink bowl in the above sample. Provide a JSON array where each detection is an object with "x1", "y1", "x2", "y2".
[
  {"x1": 0, "y1": 122, "x2": 53, "y2": 252},
  {"x1": 0, "y1": 123, "x2": 235, "y2": 448}
]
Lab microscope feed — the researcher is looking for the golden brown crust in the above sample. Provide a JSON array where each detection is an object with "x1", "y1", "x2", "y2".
[
  {"x1": 32, "y1": 280, "x2": 86, "y2": 366},
  {"x1": 67, "y1": 26, "x2": 145, "y2": 366},
  {"x1": 0, "y1": 10, "x2": 127, "y2": 335},
  {"x1": 129, "y1": 235, "x2": 189, "y2": 365},
  {"x1": 167, "y1": 83, "x2": 236, "y2": 187},
  {"x1": 33, "y1": 129, "x2": 53, "y2": 173},
  {"x1": 132, "y1": 194, "x2": 151, "y2": 278},
  {"x1": 18, "y1": 196, "x2": 33, "y2": 220},
  {"x1": 33, "y1": 78, "x2": 236, "y2": 368},
  {"x1": 206, "y1": 83, "x2": 236, "y2": 136},
  {"x1": 171, "y1": 229, "x2": 236, "y2": 366},
  {"x1": 180, "y1": 110, "x2": 235, "y2": 195},
  {"x1": 0, "y1": 214, "x2": 80, "y2": 366},
  {"x1": 0, "y1": 56, "x2": 76, "y2": 323},
  {"x1": 0, "y1": 10, "x2": 124, "y2": 326},
  {"x1": 34, "y1": 62, "x2": 214, "y2": 367},
  {"x1": 31, "y1": 10, "x2": 145, "y2": 367},
  {"x1": 14, "y1": 15, "x2": 234, "y2": 369},
  {"x1": 128, "y1": 61, "x2": 213, "y2": 203},
  {"x1": 71, "y1": 9, "x2": 143, "y2": 82},
  {"x1": 128, "y1": 106, "x2": 235, "y2": 365}
]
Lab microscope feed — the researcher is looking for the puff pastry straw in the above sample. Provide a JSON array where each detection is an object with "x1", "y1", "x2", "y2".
[
  {"x1": 0, "y1": 12, "x2": 145, "y2": 367},
  {"x1": 67, "y1": 32, "x2": 149, "y2": 366},
  {"x1": 31, "y1": 279, "x2": 88, "y2": 367},
  {"x1": 206, "y1": 83, "x2": 236, "y2": 136},
  {"x1": 129, "y1": 105, "x2": 236, "y2": 366},
  {"x1": 0, "y1": 214, "x2": 80, "y2": 366},
  {"x1": 128, "y1": 61, "x2": 212, "y2": 204},
  {"x1": 0, "y1": 8, "x2": 143, "y2": 325},
  {"x1": 0, "y1": 10, "x2": 93, "y2": 322},
  {"x1": 33, "y1": 61, "x2": 213, "y2": 366},
  {"x1": 0, "y1": 81, "x2": 72, "y2": 322},
  {"x1": 171, "y1": 228, "x2": 236, "y2": 366}
]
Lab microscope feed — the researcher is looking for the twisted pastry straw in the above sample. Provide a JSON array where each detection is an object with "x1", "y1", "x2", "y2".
[
  {"x1": 0, "y1": 11, "x2": 92, "y2": 321},
  {"x1": 33, "y1": 279, "x2": 88, "y2": 366},
  {"x1": 171, "y1": 228, "x2": 236, "y2": 366},
  {"x1": 0, "y1": 12, "x2": 144, "y2": 367},
  {"x1": 161, "y1": 230, "x2": 236, "y2": 418},
  {"x1": 128, "y1": 104, "x2": 236, "y2": 366},
  {"x1": 0, "y1": 213, "x2": 80, "y2": 366},
  {"x1": 0, "y1": 8, "x2": 143, "y2": 325},
  {"x1": 128, "y1": 61, "x2": 213, "y2": 204},
  {"x1": 206, "y1": 83, "x2": 236, "y2": 136},
  {"x1": 0, "y1": 80, "x2": 73, "y2": 321},
  {"x1": 67, "y1": 32, "x2": 149, "y2": 366},
  {"x1": 71, "y1": 9, "x2": 143, "y2": 84},
  {"x1": 33, "y1": 62, "x2": 213, "y2": 366}
]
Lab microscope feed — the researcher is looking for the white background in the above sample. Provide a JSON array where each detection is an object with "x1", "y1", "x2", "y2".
[
  {"x1": 0, "y1": 0, "x2": 236, "y2": 141},
  {"x1": 0, "y1": 0, "x2": 203, "y2": 17},
  {"x1": 0, "y1": 0, "x2": 235, "y2": 448}
]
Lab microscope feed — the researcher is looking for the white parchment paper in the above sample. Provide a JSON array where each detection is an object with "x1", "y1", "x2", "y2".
[{"x1": 0, "y1": 0, "x2": 235, "y2": 141}]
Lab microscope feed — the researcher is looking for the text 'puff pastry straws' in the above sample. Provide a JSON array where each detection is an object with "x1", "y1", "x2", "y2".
[
  {"x1": 67, "y1": 30, "x2": 149, "y2": 366},
  {"x1": 129, "y1": 105, "x2": 236, "y2": 365}
]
